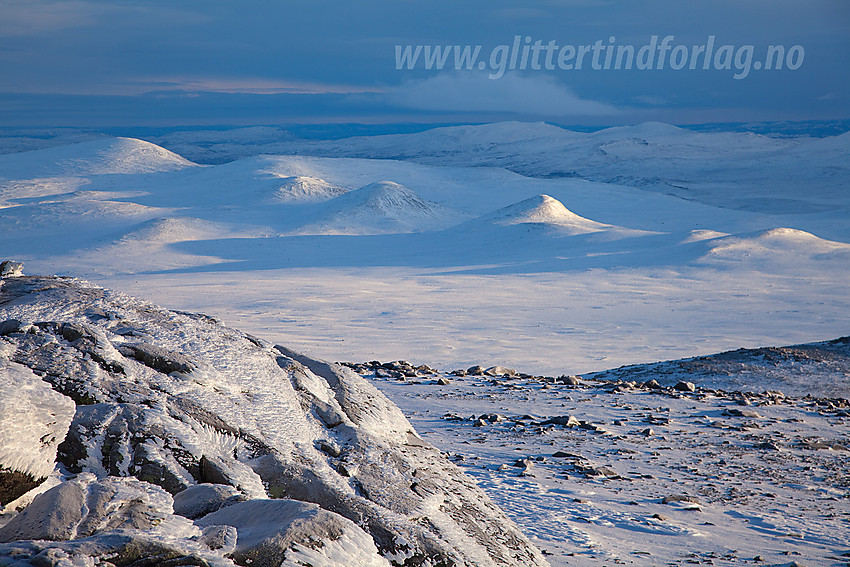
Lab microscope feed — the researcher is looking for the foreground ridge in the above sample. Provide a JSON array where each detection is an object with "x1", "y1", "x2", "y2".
[{"x1": 0, "y1": 272, "x2": 549, "y2": 567}]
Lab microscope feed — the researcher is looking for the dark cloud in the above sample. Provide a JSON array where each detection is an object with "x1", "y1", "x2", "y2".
[{"x1": 0, "y1": 0, "x2": 846, "y2": 125}]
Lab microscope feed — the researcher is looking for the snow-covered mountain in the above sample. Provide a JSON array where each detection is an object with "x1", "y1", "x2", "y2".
[
  {"x1": 168, "y1": 121, "x2": 848, "y2": 238},
  {"x1": 0, "y1": 126, "x2": 848, "y2": 376},
  {"x1": 0, "y1": 271, "x2": 549, "y2": 567}
]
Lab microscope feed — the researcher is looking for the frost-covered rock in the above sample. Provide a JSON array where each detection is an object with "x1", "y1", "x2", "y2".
[
  {"x1": 0, "y1": 355, "x2": 75, "y2": 505},
  {"x1": 0, "y1": 473, "x2": 233, "y2": 566},
  {"x1": 0, "y1": 261, "x2": 23, "y2": 278},
  {"x1": 0, "y1": 274, "x2": 549, "y2": 566},
  {"x1": 0, "y1": 473, "x2": 173, "y2": 542},
  {"x1": 172, "y1": 483, "x2": 245, "y2": 520}
]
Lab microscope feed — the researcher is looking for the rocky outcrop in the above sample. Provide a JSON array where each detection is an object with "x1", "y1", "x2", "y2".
[{"x1": 0, "y1": 272, "x2": 549, "y2": 567}]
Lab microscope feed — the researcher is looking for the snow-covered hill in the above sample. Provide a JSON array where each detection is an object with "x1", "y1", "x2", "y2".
[
  {"x1": 0, "y1": 271, "x2": 549, "y2": 567},
  {"x1": 187, "y1": 121, "x2": 849, "y2": 239},
  {"x1": 272, "y1": 175, "x2": 348, "y2": 203},
  {"x1": 293, "y1": 181, "x2": 467, "y2": 235},
  {"x1": 476, "y1": 194, "x2": 610, "y2": 234},
  {"x1": 0, "y1": 137, "x2": 196, "y2": 178}
]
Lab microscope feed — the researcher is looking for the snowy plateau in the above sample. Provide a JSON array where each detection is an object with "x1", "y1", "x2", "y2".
[{"x1": 0, "y1": 121, "x2": 848, "y2": 565}]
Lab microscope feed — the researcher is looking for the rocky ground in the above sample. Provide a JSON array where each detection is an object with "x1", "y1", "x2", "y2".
[{"x1": 342, "y1": 360, "x2": 850, "y2": 566}]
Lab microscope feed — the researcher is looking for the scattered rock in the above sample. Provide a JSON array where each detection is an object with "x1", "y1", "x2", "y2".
[
  {"x1": 195, "y1": 499, "x2": 389, "y2": 567},
  {"x1": 661, "y1": 495, "x2": 700, "y2": 505},
  {"x1": 480, "y1": 413, "x2": 506, "y2": 423},
  {"x1": 674, "y1": 381, "x2": 696, "y2": 392},
  {"x1": 0, "y1": 474, "x2": 171, "y2": 543},
  {"x1": 541, "y1": 415, "x2": 580, "y2": 427},
  {"x1": 552, "y1": 451, "x2": 580, "y2": 458},
  {"x1": 485, "y1": 366, "x2": 517, "y2": 377},
  {"x1": 724, "y1": 408, "x2": 763, "y2": 418},
  {"x1": 0, "y1": 319, "x2": 23, "y2": 336}
]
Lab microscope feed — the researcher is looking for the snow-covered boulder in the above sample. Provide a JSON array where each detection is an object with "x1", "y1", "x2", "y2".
[
  {"x1": 0, "y1": 473, "x2": 173, "y2": 542},
  {"x1": 0, "y1": 262, "x2": 23, "y2": 278},
  {"x1": 0, "y1": 273, "x2": 549, "y2": 566},
  {"x1": 196, "y1": 499, "x2": 391, "y2": 567}
]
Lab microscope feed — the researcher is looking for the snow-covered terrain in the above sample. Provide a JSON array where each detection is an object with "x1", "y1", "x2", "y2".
[
  {"x1": 0, "y1": 273, "x2": 547, "y2": 566},
  {"x1": 0, "y1": 120, "x2": 848, "y2": 565},
  {"x1": 0, "y1": 124, "x2": 848, "y2": 380},
  {"x1": 354, "y1": 358, "x2": 850, "y2": 566}
]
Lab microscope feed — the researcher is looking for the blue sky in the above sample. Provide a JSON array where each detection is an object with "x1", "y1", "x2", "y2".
[{"x1": 0, "y1": 0, "x2": 847, "y2": 127}]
